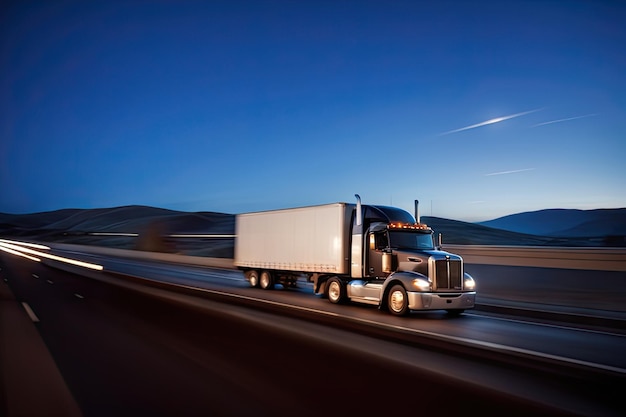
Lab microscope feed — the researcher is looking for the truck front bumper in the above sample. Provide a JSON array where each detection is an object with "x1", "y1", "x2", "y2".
[{"x1": 407, "y1": 291, "x2": 476, "y2": 311}]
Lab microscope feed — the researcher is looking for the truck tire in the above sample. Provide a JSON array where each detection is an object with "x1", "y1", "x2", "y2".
[
  {"x1": 260, "y1": 270, "x2": 275, "y2": 290},
  {"x1": 246, "y1": 270, "x2": 259, "y2": 288},
  {"x1": 388, "y1": 284, "x2": 409, "y2": 316},
  {"x1": 327, "y1": 277, "x2": 345, "y2": 304}
]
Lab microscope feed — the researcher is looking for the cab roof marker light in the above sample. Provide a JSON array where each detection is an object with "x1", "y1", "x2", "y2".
[{"x1": 388, "y1": 222, "x2": 430, "y2": 230}]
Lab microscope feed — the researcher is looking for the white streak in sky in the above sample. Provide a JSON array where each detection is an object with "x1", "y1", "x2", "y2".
[
  {"x1": 531, "y1": 113, "x2": 597, "y2": 127},
  {"x1": 439, "y1": 108, "x2": 542, "y2": 136},
  {"x1": 485, "y1": 168, "x2": 535, "y2": 176}
]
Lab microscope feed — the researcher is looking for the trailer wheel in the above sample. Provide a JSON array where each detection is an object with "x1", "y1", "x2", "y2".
[
  {"x1": 388, "y1": 284, "x2": 409, "y2": 316},
  {"x1": 327, "y1": 277, "x2": 345, "y2": 304},
  {"x1": 246, "y1": 270, "x2": 259, "y2": 288},
  {"x1": 260, "y1": 271, "x2": 275, "y2": 290}
]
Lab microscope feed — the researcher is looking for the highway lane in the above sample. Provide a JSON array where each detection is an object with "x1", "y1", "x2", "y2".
[
  {"x1": 56, "y1": 250, "x2": 626, "y2": 372},
  {"x1": 1, "y1": 254, "x2": 607, "y2": 417},
  {"x1": 464, "y1": 263, "x2": 626, "y2": 312}
]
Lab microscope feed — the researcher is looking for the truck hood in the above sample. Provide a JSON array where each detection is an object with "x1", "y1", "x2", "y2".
[{"x1": 393, "y1": 249, "x2": 462, "y2": 275}]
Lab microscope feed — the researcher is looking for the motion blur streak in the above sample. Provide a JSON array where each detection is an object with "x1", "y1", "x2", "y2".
[
  {"x1": 0, "y1": 239, "x2": 103, "y2": 270},
  {"x1": 88, "y1": 232, "x2": 139, "y2": 237},
  {"x1": 438, "y1": 108, "x2": 542, "y2": 135},
  {"x1": 88, "y1": 233, "x2": 236, "y2": 238},
  {"x1": 0, "y1": 238, "x2": 50, "y2": 250},
  {"x1": 0, "y1": 245, "x2": 41, "y2": 261},
  {"x1": 485, "y1": 168, "x2": 536, "y2": 176},
  {"x1": 532, "y1": 113, "x2": 598, "y2": 127},
  {"x1": 168, "y1": 234, "x2": 237, "y2": 238}
]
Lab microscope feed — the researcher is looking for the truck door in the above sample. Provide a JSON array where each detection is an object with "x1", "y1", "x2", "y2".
[{"x1": 366, "y1": 231, "x2": 388, "y2": 279}]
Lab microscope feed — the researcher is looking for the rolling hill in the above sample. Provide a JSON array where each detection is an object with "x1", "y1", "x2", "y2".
[
  {"x1": 1, "y1": 205, "x2": 625, "y2": 253},
  {"x1": 478, "y1": 208, "x2": 626, "y2": 238},
  {"x1": 0, "y1": 206, "x2": 236, "y2": 257}
]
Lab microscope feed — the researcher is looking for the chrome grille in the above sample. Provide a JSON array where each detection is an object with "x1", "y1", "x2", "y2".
[{"x1": 434, "y1": 259, "x2": 462, "y2": 290}]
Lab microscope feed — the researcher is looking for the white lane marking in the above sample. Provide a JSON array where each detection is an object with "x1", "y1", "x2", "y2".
[
  {"x1": 21, "y1": 302, "x2": 40, "y2": 322},
  {"x1": 46, "y1": 280, "x2": 54, "y2": 284},
  {"x1": 32, "y1": 274, "x2": 39, "y2": 279},
  {"x1": 74, "y1": 293, "x2": 84, "y2": 299}
]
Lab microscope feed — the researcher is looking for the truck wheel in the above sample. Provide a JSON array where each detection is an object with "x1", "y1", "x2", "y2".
[
  {"x1": 327, "y1": 277, "x2": 345, "y2": 304},
  {"x1": 260, "y1": 271, "x2": 275, "y2": 290},
  {"x1": 246, "y1": 270, "x2": 259, "y2": 288},
  {"x1": 388, "y1": 284, "x2": 409, "y2": 316}
]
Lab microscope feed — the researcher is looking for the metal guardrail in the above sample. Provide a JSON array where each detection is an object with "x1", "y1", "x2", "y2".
[
  {"x1": 48, "y1": 242, "x2": 626, "y2": 272},
  {"x1": 444, "y1": 245, "x2": 626, "y2": 272},
  {"x1": 50, "y1": 242, "x2": 236, "y2": 269}
]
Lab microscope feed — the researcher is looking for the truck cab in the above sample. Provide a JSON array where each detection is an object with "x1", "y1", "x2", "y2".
[{"x1": 323, "y1": 201, "x2": 476, "y2": 316}]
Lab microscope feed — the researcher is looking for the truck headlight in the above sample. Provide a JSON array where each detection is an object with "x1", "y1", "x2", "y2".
[
  {"x1": 413, "y1": 278, "x2": 431, "y2": 291},
  {"x1": 464, "y1": 274, "x2": 476, "y2": 291}
]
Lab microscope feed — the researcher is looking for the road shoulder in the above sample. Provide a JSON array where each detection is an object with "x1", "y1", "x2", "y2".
[{"x1": 0, "y1": 280, "x2": 82, "y2": 417}]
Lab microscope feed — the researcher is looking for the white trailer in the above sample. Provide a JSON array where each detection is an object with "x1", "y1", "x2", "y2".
[{"x1": 235, "y1": 203, "x2": 352, "y2": 276}]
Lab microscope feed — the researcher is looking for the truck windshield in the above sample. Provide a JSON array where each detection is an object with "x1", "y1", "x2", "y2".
[{"x1": 389, "y1": 231, "x2": 434, "y2": 250}]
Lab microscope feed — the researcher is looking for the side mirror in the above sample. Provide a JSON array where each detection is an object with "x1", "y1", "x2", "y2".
[{"x1": 438, "y1": 233, "x2": 443, "y2": 249}]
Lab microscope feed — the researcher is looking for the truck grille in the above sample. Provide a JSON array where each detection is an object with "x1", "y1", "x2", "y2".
[{"x1": 434, "y1": 259, "x2": 462, "y2": 290}]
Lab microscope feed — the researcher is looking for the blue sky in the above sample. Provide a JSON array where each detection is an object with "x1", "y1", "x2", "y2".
[{"x1": 2, "y1": 0, "x2": 625, "y2": 221}]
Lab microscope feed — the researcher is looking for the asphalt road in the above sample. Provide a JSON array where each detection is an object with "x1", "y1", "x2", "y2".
[
  {"x1": 464, "y1": 263, "x2": 626, "y2": 312},
  {"x1": 1, "y1": 254, "x2": 624, "y2": 417},
  {"x1": 81, "y1": 253, "x2": 626, "y2": 370}
]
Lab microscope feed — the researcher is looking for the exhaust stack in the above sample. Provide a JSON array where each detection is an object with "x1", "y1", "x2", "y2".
[
  {"x1": 351, "y1": 194, "x2": 364, "y2": 278},
  {"x1": 355, "y1": 194, "x2": 362, "y2": 226},
  {"x1": 414, "y1": 199, "x2": 420, "y2": 224}
]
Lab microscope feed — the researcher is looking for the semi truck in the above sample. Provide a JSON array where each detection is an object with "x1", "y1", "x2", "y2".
[{"x1": 234, "y1": 195, "x2": 476, "y2": 316}]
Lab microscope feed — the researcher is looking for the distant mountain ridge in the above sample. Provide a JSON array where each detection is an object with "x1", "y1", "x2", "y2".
[
  {"x1": 0, "y1": 205, "x2": 234, "y2": 236},
  {"x1": 1, "y1": 205, "x2": 624, "y2": 248},
  {"x1": 478, "y1": 208, "x2": 626, "y2": 237}
]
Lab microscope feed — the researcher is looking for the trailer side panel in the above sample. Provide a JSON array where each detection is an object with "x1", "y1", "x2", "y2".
[{"x1": 234, "y1": 203, "x2": 351, "y2": 274}]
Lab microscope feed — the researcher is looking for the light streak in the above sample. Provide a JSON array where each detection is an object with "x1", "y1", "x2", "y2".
[
  {"x1": 531, "y1": 113, "x2": 597, "y2": 127},
  {"x1": 439, "y1": 108, "x2": 542, "y2": 136},
  {"x1": 0, "y1": 239, "x2": 50, "y2": 250},
  {"x1": 0, "y1": 245, "x2": 41, "y2": 262},
  {"x1": 485, "y1": 168, "x2": 536, "y2": 176},
  {"x1": 0, "y1": 239, "x2": 103, "y2": 270},
  {"x1": 88, "y1": 233, "x2": 235, "y2": 238},
  {"x1": 168, "y1": 234, "x2": 236, "y2": 238},
  {"x1": 88, "y1": 232, "x2": 139, "y2": 237}
]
